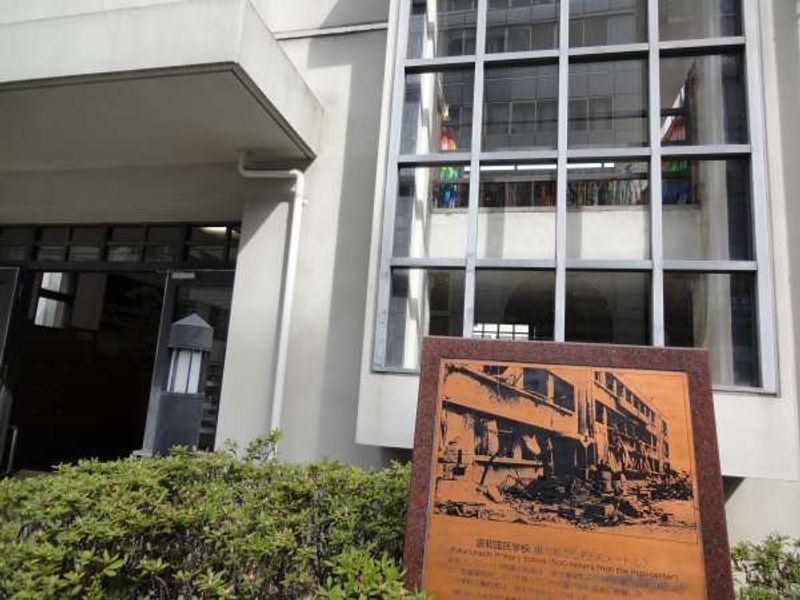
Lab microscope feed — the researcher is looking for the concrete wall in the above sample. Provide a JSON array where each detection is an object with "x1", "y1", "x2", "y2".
[
  {"x1": 214, "y1": 194, "x2": 290, "y2": 449},
  {"x1": 256, "y1": 12, "x2": 395, "y2": 467}
]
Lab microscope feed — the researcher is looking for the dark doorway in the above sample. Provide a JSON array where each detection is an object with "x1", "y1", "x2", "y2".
[{"x1": 9, "y1": 271, "x2": 165, "y2": 469}]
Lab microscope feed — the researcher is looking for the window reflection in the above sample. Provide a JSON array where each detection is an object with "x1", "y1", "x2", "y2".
[
  {"x1": 658, "y1": 0, "x2": 742, "y2": 41},
  {"x1": 663, "y1": 158, "x2": 752, "y2": 260},
  {"x1": 570, "y1": 0, "x2": 647, "y2": 47},
  {"x1": 474, "y1": 270, "x2": 556, "y2": 341},
  {"x1": 567, "y1": 161, "x2": 650, "y2": 260},
  {"x1": 660, "y1": 53, "x2": 747, "y2": 145},
  {"x1": 386, "y1": 269, "x2": 465, "y2": 369},
  {"x1": 566, "y1": 271, "x2": 651, "y2": 345},
  {"x1": 477, "y1": 163, "x2": 556, "y2": 260},
  {"x1": 483, "y1": 64, "x2": 558, "y2": 151},
  {"x1": 394, "y1": 166, "x2": 470, "y2": 259},
  {"x1": 408, "y1": 0, "x2": 477, "y2": 59},
  {"x1": 569, "y1": 59, "x2": 648, "y2": 148},
  {"x1": 665, "y1": 272, "x2": 759, "y2": 387},
  {"x1": 487, "y1": 0, "x2": 560, "y2": 53},
  {"x1": 402, "y1": 69, "x2": 474, "y2": 155}
]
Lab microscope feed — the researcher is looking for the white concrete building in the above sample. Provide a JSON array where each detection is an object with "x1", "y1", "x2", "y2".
[{"x1": 0, "y1": 0, "x2": 798, "y2": 544}]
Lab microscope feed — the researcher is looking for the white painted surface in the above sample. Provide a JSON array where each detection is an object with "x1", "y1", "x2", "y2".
[
  {"x1": 267, "y1": 26, "x2": 391, "y2": 467},
  {"x1": 0, "y1": 0, "x2": 323, "y2": 163},
  {"x1": 214, "y1": 192, "x2": 290, "y2": 449},
  {"x1": 726, "y1": 477, "x2": 800, "y2": 543},
  {"x1": 252, "y1": 0, "x2": 389, "y2": 33}
]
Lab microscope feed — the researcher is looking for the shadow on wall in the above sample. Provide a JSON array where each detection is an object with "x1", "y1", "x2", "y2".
[{"x1": 276, "y1": 1, "x2": 395, "y2": 466}]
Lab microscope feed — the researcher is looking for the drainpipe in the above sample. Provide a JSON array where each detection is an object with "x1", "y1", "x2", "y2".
[{"x1": 237, "y1": 153, "x2": 306, "y2": 436}]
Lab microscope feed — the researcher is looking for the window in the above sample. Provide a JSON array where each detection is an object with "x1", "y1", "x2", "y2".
[
  {"x1": 33, "y1": 272, "x2": 75, "y2": 329},
  {"x1": 377, "y1": 0, "x2": 771, "y2": 391},
  {"x1": 0, "y1": 224, "x2": 240, "y2": 268}
]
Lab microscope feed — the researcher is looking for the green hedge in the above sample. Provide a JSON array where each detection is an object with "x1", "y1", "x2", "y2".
[
  {"x1": 0, "y1": 435, "x2": 427, "y2": 599},
  {"x1": 1, "y1": 435, "x2": 797, "y2": 599}
]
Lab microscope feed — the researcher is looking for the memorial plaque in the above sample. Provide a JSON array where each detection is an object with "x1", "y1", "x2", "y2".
[{"x1": 404, "y1": 338, "x2": 733, "y2": 600}]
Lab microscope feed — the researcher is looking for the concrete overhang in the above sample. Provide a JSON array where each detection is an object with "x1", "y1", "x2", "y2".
[{"x1": 0, "y1": 0, "x2": 323, "y2": 173}]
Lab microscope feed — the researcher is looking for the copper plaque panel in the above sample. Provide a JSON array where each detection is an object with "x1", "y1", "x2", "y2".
[{"x1": 404, "y1": 338, "x2": 733, "y2": 600}]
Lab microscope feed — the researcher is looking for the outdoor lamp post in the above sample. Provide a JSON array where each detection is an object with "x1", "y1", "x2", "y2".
[{"x1": 152, "y1": 313, "x2": 214, "y2": 455}]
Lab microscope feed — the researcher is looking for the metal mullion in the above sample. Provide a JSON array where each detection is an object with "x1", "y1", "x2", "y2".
[
  {"x1": 565, "y1": 260, "x2": 653, "y2": 271},
  {"x1": 743, "y1": 0, "x2": 776, "y2": 392},
  {"x1": 462, "y1": 0, "x2": 487, "y2": 338},
  {"x1": 567, "y1": 147, "x2": 651, "y2": 160},
  {"x1": 404, "y1": 56, "x2": 476, "y2": 70},
  {"x1": 648, "y1": 0, "x2": 665, "y2": 346},
  {"x1": 554, "y1": 0, "x2": 570, "y2": 342},
  {"x1": 374, "y1": 0, "x2": 412, "y2": 369},
  {"x1": 483, "y1": 49, "x2": 560, "y2": 64},
  {"x1": 476, "y1": 258, "x2": 556, "y2": 270},
  {"x1": 568, "y1": 43, "x2": 649, "y2": 58},
  {"x1": 660, "y1": 144, "x2": 751, "y2": 157},
  {"x1": 479, "y1": 150, "x2": 558, "y2": 162},
  {"x1": 663, "y1": 260, "x2": 759, "y2": 273},
  {"x1": 397, "y1": 152, "x2": 472, "y2": 165},
  {"x1": 658, "y1": 36, "x2": 746, "y2": 53},
  {"x1": 391, "y1": 257, "x2": 466, "y2": 269}
]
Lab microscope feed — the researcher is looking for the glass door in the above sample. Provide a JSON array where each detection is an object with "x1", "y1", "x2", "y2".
[{"x1": 142, "y1": 271, "x2": 235, "y2": 452}]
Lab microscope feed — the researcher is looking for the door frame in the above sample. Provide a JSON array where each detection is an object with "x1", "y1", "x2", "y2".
[
  {"x1": 0, "y1": 267, "x2": 20, "y2": 473},
  {"x1": 140, "y1": 269, "x2": 236, "y2": 454}
]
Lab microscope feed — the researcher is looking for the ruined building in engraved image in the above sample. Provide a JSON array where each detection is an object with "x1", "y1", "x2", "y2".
[{"x1": 435, "y1": 362, "x2": 692, "y2": 530}]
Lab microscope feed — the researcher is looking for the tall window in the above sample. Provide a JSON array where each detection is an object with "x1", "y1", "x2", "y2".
[{"x1": 376, "y1": 0, "x2": 772, "y2": 390}]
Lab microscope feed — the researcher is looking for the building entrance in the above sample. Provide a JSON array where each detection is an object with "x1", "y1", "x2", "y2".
[
  {"x1": 11, "y1": 272, "x2": 165, "y2": 468},
  {"x1": 0, "y1": 224, "x2": 239, "y2": 472}
]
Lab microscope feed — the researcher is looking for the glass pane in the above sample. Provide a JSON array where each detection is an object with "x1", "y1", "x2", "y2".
[
  {"x1": 567, "y1": 161, "x2": 650, "y2": 259},
  {"x1": 566, "y1": 271, "x2": 651, "y2": 344},
  {"x1": 0, "y1": 227, "x2": 31, "y2": 260},
  {"x1": 35, "y1": 245, "x2": 66, "y2": 262},
  {"x1": 569, "y1": 59, "x2": 648, "y2": 147},
  {"x1": 111, "y1": 226, "x2": 145, "y2": 242},
  {"x1": 408, "y1": 0, "x2": 477, "y2": 59},
  {"x1": 71, "y1": 227, "x2": 103, "y2": 244},
  {"x1": 0, "y1": 227, "x2": 34, "y2": 243},
  {"x1": 386, "y1": 269, "x2": 464, "y2": 369},
  {"x1": 665, "y1": 272, "x2": 759, "y2": 387},
  {"x1": 483, "y1": 63, "x2": 558, "y2": 151},
  {"x1": 68, "y1": 245, "x2": 101, "y2": 262},
  {"x1": 145, "y1": 245, "x2": 174, "y2": 263},
  {"x1": 148, "y1": 226, "x2": 182, "y2": 242},
  {"x1": 39, "y1": 227, "x2": 69, "y2": 243},
  {"x1": 659, "y1": 0, "x2": 742, "y2": 40},
  {"x1": 190, "y1": 226, "x2": 229, "y2": 243},
  {"x1": 34, "y1": 297, "x2": 70, "y2": 329},
  {"x1": 570, "y1": 0, "x2": 647, "y2": 47},
  {"x1": 402, "y1": 69, "x2": 474, "y2": 155},
  {"x1": 108, "y1": 245, "x2": 143, "y2": 263},
  {"x1": 487, "y1": 0, "x2": 560, "y2": 53},
  {"x1": 663, "y1": 158, "x2": 752, "y2": 260},
  {"x1": 660, "y1": 53, "x2": 747, "y2": 145},
  {"x1": 0, "y1": 246, "x2": 27, "y2": 261},
  {"x1": 394, "y1": 166, "x2": 470, "y2": 258},
  {"x1": 474, "y1": 270, "x2": 555, "y2": 340},
  {"x1": 40, "y1": 272, "x2": 74, "y2": 294},
  {"x1": 477, "y1": 163, "x2": 557, "y2": 259},
  {"x1": 187, "y1": 246, "x2": 227, "y2": 264}
]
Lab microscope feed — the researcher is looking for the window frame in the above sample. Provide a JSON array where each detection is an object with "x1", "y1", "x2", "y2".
[{"x1": 373, "y1": 0, "x2": 776, "y2": 394}]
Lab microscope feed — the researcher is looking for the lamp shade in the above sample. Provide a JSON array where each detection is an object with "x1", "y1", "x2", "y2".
[{"x1": 168, "y1": 313, "x2": 213, "y2": 352}]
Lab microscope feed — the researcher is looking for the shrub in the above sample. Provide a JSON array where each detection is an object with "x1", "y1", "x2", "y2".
[
  {"x1": 732, "y1": 534, "x2": 800, "y2": 599},
  {"x1": 0, "y1": 435, "x2": 425, "y2": 599}
]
